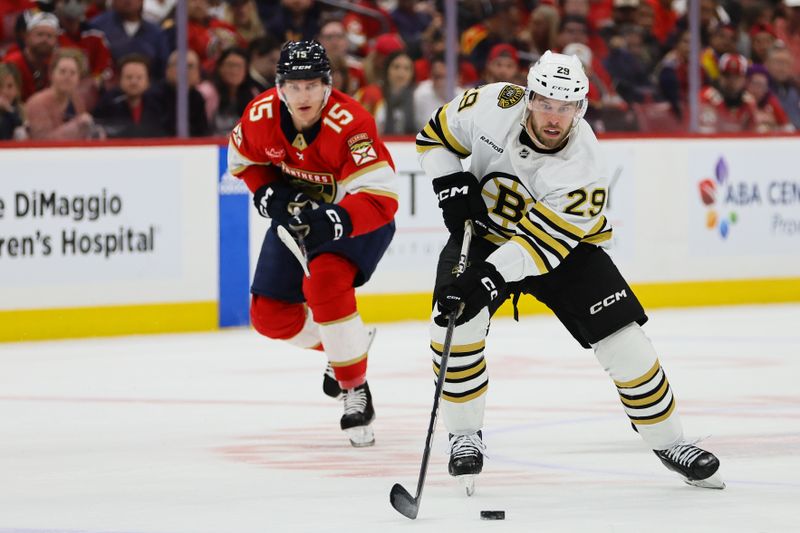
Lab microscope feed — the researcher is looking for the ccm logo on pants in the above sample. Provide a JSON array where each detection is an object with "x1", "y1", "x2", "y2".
[{"x1": 590, "y1": 290, "x2": 627, "y2": 315}]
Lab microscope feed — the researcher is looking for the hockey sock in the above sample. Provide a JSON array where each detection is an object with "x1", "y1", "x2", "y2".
[
  {"x1": 431, "y1": 305, "x2": 490, "y2": 434},
  {"x1": 593, "y1": 323, "x2": 684, "y2": 450},
  {"x1": 305, "y1": 254, "x2": 370, "y2": 389}
]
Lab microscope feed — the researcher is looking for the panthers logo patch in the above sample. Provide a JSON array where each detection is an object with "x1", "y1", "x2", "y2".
[{"x1": 497, "y1": 85, "x2": 525, "y2": 109}]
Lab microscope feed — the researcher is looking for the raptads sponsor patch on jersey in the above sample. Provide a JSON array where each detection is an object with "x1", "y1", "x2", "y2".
[{"x1": 348, "y1": 133, "x2": 378, "y2": 166}]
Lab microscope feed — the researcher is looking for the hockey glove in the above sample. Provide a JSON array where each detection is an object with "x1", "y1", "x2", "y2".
[
  {"x1": 434, "y1": 261, "x2": 506, "y2": 326},
  {"x1": 253, "y1": 182, "x2": 315, "y2": 223},
  {"x1": 286, "y1": 203, "x2": 353, "y2": 252},
  {"x1": 432, "y1": 172, "x2": 490, "y2": 236}
]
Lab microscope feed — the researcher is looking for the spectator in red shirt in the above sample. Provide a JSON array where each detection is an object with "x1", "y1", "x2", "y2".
[
  {"x1": 185, "y1": 0, "x2": 245, "y2": 73},
  {"x1": 343, "y1": 0, "x2": 395, "y2": 55},
  {"x1": 699, "y1": 53, "x2": 758, "y2": 133},
  {"x1": 0, "y1": 0, "x2": 35, "y2": 53},
  {"x1": 2, "y1": 10, "x2": 57, "y2": 100},
  {"x1": 745, "y1": 64, "x2": 795, "y2": 132},
  {"x1": 56, "y1": 0, "x2": 112, "y2": 84}
]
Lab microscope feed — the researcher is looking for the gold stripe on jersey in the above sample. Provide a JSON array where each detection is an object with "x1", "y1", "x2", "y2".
[
  {"x1": 614, "y1": 359, "x2": 660, "y2": 388},
  {"x1": 330, "y1": 352, "x2": 367, "y2": 367},
  {"x1": 354, "y1": 187, "x2": 400, "y2": 200},
  {"x1": 422, "y1": 123, "x2": 444, "y2": 145},
  {"x1": 586, "y1": 215, "x2": 608, "y2": 236},
  {"x1": 531, "y1": 202, "x2": 586, "y2": 241},
  {"x1": 442, "y1": 383, "x2": 488, "y2": 403},
  {"x1": 437, "y1": 104, "x2": 470, "y2": 157},
  {"x1": 518, "y1": 215, "x2": 571, "y2": 259},
  {"x1": 339, "y1": 160, "x2": 392, "y2": 186},
  {"x1": 582, "y1": 230, "x2": 613, "y2": 244},
  {"x1": 510, "y1": 235, "x2": 549, "y2": 274}
]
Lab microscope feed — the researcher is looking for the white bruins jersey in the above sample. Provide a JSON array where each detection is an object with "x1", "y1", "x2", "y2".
[{"x1": 416, "y1": 82, "x2": 612, "y2": 282}]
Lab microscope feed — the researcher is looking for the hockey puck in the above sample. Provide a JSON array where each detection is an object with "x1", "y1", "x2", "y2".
[{"x1": 480, "y1": 510, "x2": 505, "y2": 520}]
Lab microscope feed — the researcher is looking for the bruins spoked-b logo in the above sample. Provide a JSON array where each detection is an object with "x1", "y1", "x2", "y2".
[
  {"x1": 496, "y1": 84, "x2": 525, "y2": 109},
  {"x1": 479, "y1": 172, "x2": 534, "y2": 236}
]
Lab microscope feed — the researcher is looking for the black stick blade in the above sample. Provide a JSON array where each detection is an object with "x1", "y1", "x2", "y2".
[{"x1": 389, "y1": 483, "x2": 419, "y2": 519}]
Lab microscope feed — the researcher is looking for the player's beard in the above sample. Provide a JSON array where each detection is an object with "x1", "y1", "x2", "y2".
[{"x1": 528, "y1": 116, "x2": 571, "y2": 150}]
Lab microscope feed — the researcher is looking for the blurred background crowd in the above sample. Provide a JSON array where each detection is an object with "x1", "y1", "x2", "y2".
[{"x1": 2, "y1": 0, "x2": 799, "y2": 142}]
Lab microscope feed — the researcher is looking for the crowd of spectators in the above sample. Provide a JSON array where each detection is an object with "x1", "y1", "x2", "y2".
[{"x1": 2, "y1": 0, "x2": 800, "y2": 141}]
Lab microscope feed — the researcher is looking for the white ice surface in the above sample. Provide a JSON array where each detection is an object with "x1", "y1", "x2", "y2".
[{"x1": 1, "y1": 304, "x2": 798, "y2": 533}]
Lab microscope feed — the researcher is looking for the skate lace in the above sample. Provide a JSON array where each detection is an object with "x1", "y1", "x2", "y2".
[
  {"x1": 343, "y1": 387, "x2": 368, "y2": 415},
  {"x1": 663, "y1": 439, "x2": 705, "y2": 467},
  {"x1": 449, "y1": 434, "x2": 487, "y2": 460}
]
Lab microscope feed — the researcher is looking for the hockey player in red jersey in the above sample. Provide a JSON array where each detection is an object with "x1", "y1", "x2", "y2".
[{"x1": 227, "y1": 41, "x2": 398, "y2": 447}]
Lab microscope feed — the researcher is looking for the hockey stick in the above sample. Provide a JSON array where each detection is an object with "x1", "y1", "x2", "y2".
[
  {"x1": 276, "y1": 208, "x2": 310, "y2": 277},
  {"x1": 390, "y1": 220, "x2": 474, "y2": 520}
]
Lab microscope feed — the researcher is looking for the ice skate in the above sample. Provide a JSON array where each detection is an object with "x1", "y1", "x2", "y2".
[
  {"x1": 322, "y1": 327, "x2": 376, "y2": 400},
  {"x1": 654, "y1": 440, "x2": 725, "y2": 489},
  {"x1": 340, "y1": 381, "x2": 375, "y2": 447},
  {"x1": 448, "y1": 431, "x2": 485, "y2": 496}
]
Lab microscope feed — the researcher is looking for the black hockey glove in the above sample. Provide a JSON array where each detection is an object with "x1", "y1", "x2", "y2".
[
  {"x1": 253, "y1": 182, "x2": 315, "y2": 223},
  {"x1": 432, "y1": 172, "x2": 489, "y2": 236},
  {"x1": 286, "y1": 203, "x2": 353, "y2": 252},
  {"x1": 434, "y1": 261, "x2": 506, "y2": 327}
]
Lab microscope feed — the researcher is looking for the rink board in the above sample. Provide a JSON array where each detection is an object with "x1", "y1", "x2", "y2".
[{"x1": 1, "y1": 137, "x2": 799, "y2": 341}]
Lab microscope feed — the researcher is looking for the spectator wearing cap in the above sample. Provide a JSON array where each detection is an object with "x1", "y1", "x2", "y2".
[
  {"x1": 361, "y1": 32, "x2": 404, "y2": 86},
  {"x1": 599, "y1": 0, "x2": 640, "y2": 49},
  {"x1": 221, "y1": 0, "x2": 264, "y2": 44},
  {"x1": 460, "y1": 0, "x2": 519, "y2": 74},
  {"x1": 766, "y1": 44, "x2": 800, "y2": 128},
  {"x1": 92, "y1": 53, "x2": 165, "y2": 138},
  {"x1": 245, "y1": 34, "x2": 279, "y2": 94},
  {"x1": 2, "y1": 11, "x2": 58, "y2": 100},
  {"x1": 413, "y1": 53, "x2": 461, "y2": 131},
  {"x1": 265, "y1": 0, "x2": 322, "y2": 44},
  {"x1": 749, "y1": 23, "x2": 777, "y2": 67},
  {"x1": 699, "y1": 53, "x2": 758, "y2": 133},
  {"x1": 0, "y1": 0, "x2": 35, "y2": 52},
  {"x1": 24, "y1": 47, "x2": 100, "y2": 139},
  {"x1": 0, "y1": 62, "x2": 26, "y2": 139},
  {"x1": 745, "y1": 63, "x2": 794, "y2": 132},
  {"x1": 56, "y1": 0, "x2": 113, "y2": 86},
  {"x1": 342, "y1": 0, "x2": 396, "y2": 56},
  {"x1": 89, "y1": 0, "x2": 168, "y2": 80},
  {"x1": 317, "y1": 19, "x2": 365, "y2": 95},
  {"x1": 480, "y1": 43, "x2": 520, "y2": 85}
]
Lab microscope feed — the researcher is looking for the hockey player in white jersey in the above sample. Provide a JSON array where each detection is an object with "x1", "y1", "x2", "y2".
[{"x1": 417, "y1": 51, "x2": 724, "y2": 492}]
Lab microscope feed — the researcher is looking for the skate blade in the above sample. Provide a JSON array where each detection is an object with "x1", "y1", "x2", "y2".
[
  {"x1": 684, "y1": 472, "x2": 725, "y2": 490},
  {"x1": 458, "y1": 475, "x2": 476, "y2": 496},
  {"x1": 345, "y1": 425, "x2": 375, "y2": 447}
]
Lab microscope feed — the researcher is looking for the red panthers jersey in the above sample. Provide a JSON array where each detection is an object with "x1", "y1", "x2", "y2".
[{"x1": 228, "y1": 87, "x2": 398, "y2": 236}]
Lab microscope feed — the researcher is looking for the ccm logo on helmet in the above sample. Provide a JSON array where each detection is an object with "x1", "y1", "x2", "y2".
[
  {"x1": 437, "y1": 185, "x2": 469, "y2": 201},
  {"x1": 590, "y1": 290, "x2": 627, "y2": 315}
]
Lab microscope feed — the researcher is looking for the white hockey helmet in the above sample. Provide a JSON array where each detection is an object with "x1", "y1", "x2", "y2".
[{"x1": 526, "y1": 50, "x2": 589, "y2": 124}]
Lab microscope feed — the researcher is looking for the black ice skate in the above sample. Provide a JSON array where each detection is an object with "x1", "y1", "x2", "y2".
[
  {"x1": 340, "y1": 381, "x2": 375, "y2": 447},
  {"x1": 448, "y1": 431, "x2": 485, "y2": 496},
  {"x1": 654, "y1": 440, "x2": 725, "y2": 489},
  {"x1": 322, "y1": 328, "x2": 376, "y2": 400}
]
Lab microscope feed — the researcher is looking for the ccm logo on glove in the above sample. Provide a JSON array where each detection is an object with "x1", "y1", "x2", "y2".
[{"x1": 436, "y1": 185, "x2": 469, "y2": 202}]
